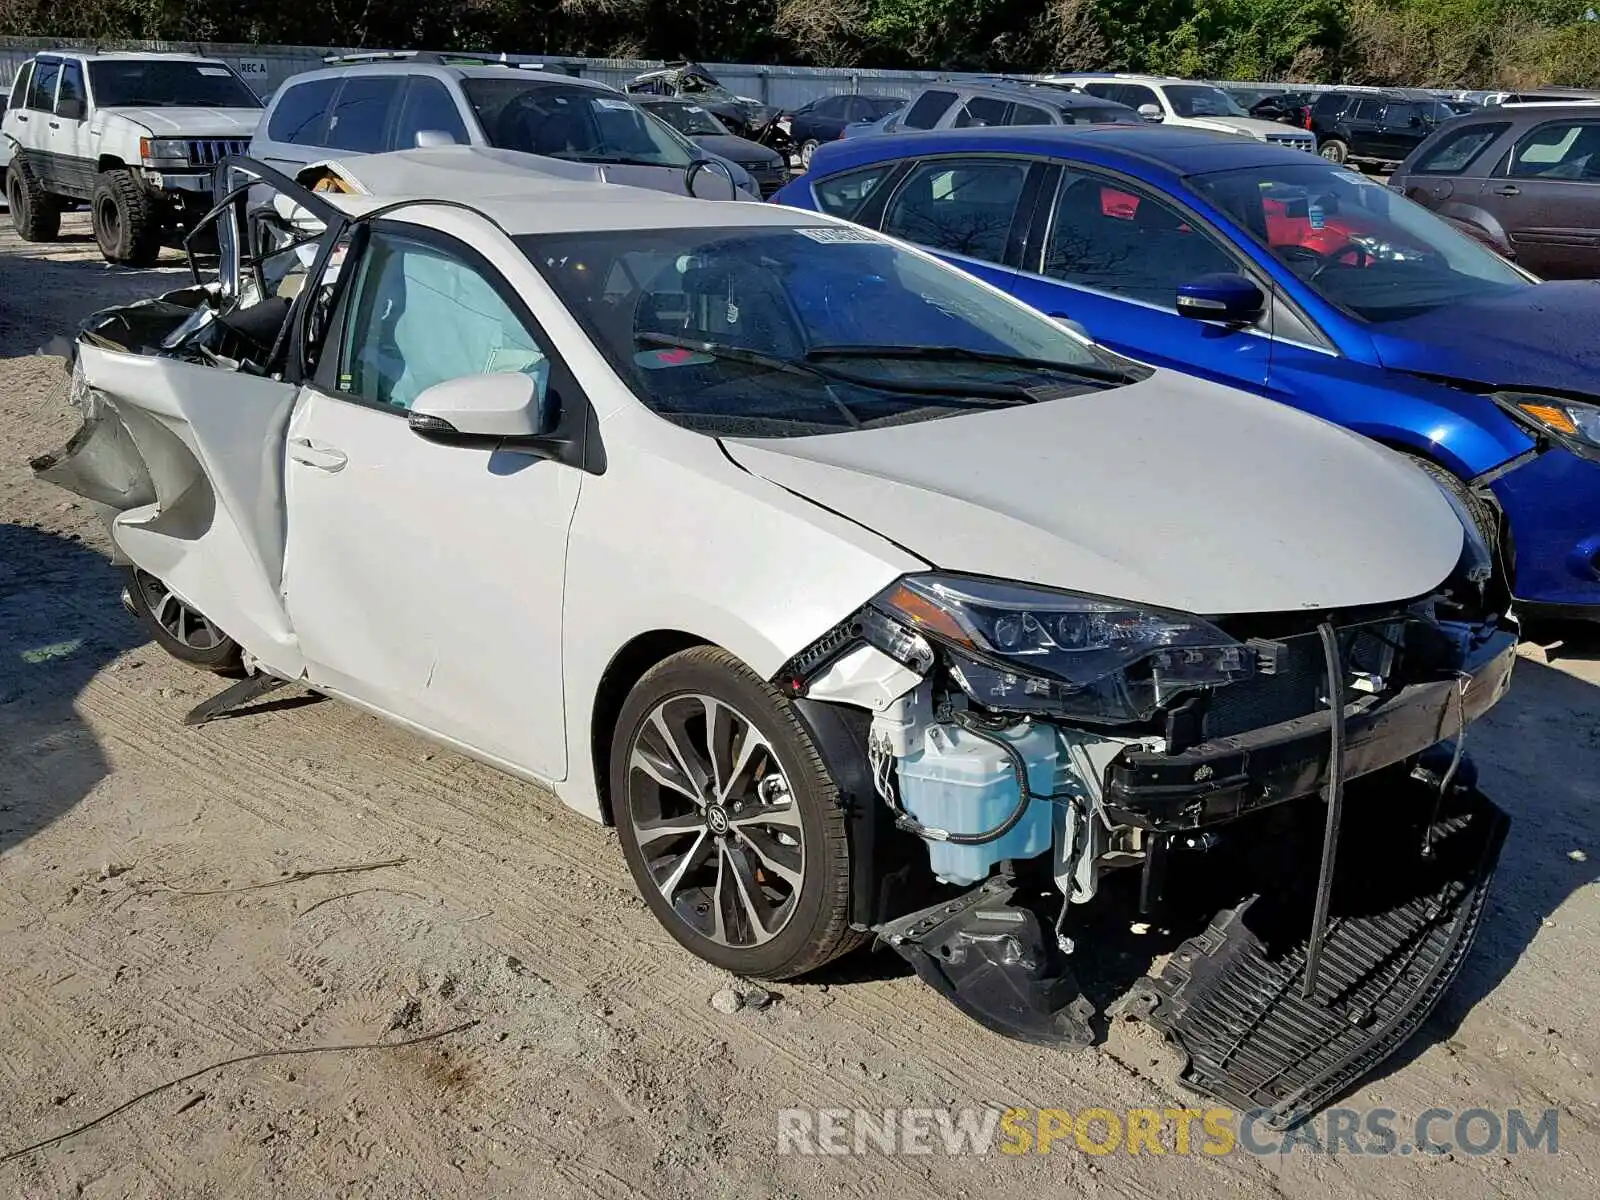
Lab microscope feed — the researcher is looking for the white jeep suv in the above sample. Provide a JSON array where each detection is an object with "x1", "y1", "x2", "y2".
[
  {"x1": 1054, "y1": 74, "x2": 1317, "y2": 151},
  {"x1": 2, "y1": 51, "x2": 262, "y2": 264}
]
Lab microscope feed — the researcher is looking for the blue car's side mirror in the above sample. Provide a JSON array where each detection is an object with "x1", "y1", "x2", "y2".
[{"x1": 1175, "y1": 273, "x2": 1266, "y2": 325}]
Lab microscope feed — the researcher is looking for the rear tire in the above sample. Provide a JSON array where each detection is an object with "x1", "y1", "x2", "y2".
[
  {"x1": 1319, "y1": 138, "x2": 1349, "y2": 165},
  {"x1": 92, "y1": 169, "x2": 164, "y2": 266},
  {"x1": 122, "y1": 567, "x2": 243, "y2": 673},
  {"x1": 8, "y1": 158, "x2": 61, "y2": 242},
  {"x1": 612, "y1": 646, "x2": 866, "y2": 980}
]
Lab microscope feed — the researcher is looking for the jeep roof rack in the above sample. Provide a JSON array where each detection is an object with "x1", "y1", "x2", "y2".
[{"x1": 322, "y1": 50, "x2": 507, "y2": 67}]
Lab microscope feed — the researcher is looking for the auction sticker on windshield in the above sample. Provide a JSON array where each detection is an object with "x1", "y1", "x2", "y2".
[{"x1": 796, "y1": 227, "x2": 880, "y2": 244}]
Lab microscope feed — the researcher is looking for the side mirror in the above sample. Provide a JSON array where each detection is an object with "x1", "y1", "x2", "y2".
[
  {"x1": 685, "y1": 156, "x2": 738, "y2": 200},
  {"x1": 1047, "y1": 312, "x2": 1094, "y2": 341},
  {"x1": 56, "y1": 97, "x2": 85, "y2": 121},
  {"x1": 413, "y1": 128, "x2": 459, "y2": 149},
  {"x1": 1137, "y1": 103, "x2": 1164, "y2": 122},
  {"x1": 407, "y1": 372, "x2": 559, "y2": 450},
  {"x1": 1175, "y1": 273, "x2": 1265, "y2": 325}
]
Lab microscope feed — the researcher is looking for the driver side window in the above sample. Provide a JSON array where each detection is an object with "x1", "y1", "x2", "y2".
[
  {"x1": 336, "y1": 233, "x2": 550, "y2": 411},
  {"x1": 1044, "y1": 170, "x2": 1237, "y2": 308}
]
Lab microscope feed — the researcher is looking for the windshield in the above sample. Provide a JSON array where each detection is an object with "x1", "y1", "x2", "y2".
[
  {"x1": 462, "y1": 79, "x2": 693, "y2": 167},
  {"x1": 1165, "y1": 84, "x2": 1248, "y2": 119},
  {"x1": 647, "y1": 101, "x2": 728, "y2": 137},
  {"x1": 522, "y1": 225, "x2": 1126, "y2": 437},
  {"x1": 1190, "y1": 162, "x2": 1528, "y2": 322},
  {"x1": 88, "y1": 60, "x2": 261, "y2": 109}
]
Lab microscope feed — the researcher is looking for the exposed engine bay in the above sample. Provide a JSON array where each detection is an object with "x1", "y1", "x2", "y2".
[{"x1": 783, "y1": 567, "x2": 1516, "y2": 1126}]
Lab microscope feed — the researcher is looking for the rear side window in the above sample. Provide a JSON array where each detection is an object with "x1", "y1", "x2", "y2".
[
  {"x1": 393, "y1": 77, "x2": 469, "y2": 149},
  {"x1": 10, "y1": 61, "x2": 33, "y2": 110},
  {"x1": 268, "y1": 78, "x2": 339, "y2": 145},
  {"x1": 326, "y1": 76, "x2": 402, "y2": 152},
  {"x1": 902, "y1": 89, "x2": 957, "y2": 130},
  {"x1": 954, "y1": 96, "x2": 1009, "y2": 128},
  {"x1": 1509, "y1": 120, "x2": 1600, "y2": 179},
  {"x1": 1413, "y1": 122, "x2": 1508, "y2": 174},
  {"x1": 881, "y1": 156, "x2": 1030, "y2": 263},
  {"x1": 812, "y1": 164, "x2": 895, "y2": 219},
  {"x1": 1353, "y1": 99, "x2": 1383, "y2": 120},
  {"x1": 1313, "y1": 93, "x2": 1344, "y2": 115},
  {"x1": 1080, "y1": 82, "x2": 1118, "y2": 102},
  {"x1": 1008, "y1": 103, "x2": 1052, "y2": 126},
  {"x1": 27, "y1": 58, "x2": 59, "y2": 111}
]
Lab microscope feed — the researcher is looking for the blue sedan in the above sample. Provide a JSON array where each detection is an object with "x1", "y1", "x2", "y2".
[{"x1": 774, "y1": 126, "x2": 1600, "y2": 619}]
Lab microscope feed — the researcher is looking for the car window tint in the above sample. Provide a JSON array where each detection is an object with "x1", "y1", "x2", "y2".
[
  {"x1": 1314, "y1": 93, "x2": 1345, "y2": 115},
  {"x1": 812, "y1": 164, "x2": 895, "y2": 219},
  {"x1": 393, "y1": 77, "x2": 469, "y2": 149},
  {"x1": 1008, "y1": 103, "x2": 1053, "y2": 126},
  {"x1": 814, "y1": 95, "x2": 849, "y2": 119},
  {"x1": 339, "y1": 234, "x2": 550, "y2": 411},
  {"x1": 1413, "y1": 123, "x2": 1508, "y2": 174},
  {"x1": 326, "y1": 76, "x2": 402, "y2": 153},
  {"x1": 1081, "y1": 82, "x2": 1117, "y2": 102},
  {"x1": 268, "y1": 78, "x2": 339, "y2": 145},
  {"x1": 954, "y1": 96, "x2": 1010, "y2": 128},
  {"x1": 1509, "y1": 121, "x2": 1600, "y2": 179},
  {"x1": 882, "y1": 157, "x2": 1029, "y2": 263},
  {"x1": 10, "y1": 61, "x2": 33, "y2": 110},
  {"x1": 55, "y1": 60, "x2": 84, "y2": 114},
  {"x1": 1045, "y1": 171, "x2": 1236, "y2": 308},
  {"x1": 27, "y1": 58, "x2": 60, "y2": 111},
  {"x1": 1123, "y1": 85, "x2": 1160, "y2": 110},
  {"x1": 1353, "y1": 99, "x2": 1383, "y2": 120},
  {"x1": 902, "y1": 89, "x2": 957, "y2": 130}
]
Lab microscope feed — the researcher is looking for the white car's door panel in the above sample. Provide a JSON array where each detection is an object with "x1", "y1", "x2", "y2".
[
  {"x1": 282, "y1": 389, "x2": 579, "y2": 779},
  {"x1": 73, "y1": 343, "x2": 305, "y2": 675}
]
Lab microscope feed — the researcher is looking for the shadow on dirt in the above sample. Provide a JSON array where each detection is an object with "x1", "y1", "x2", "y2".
[{"x1": 0, "y1": 523, "x2": 145, "y2": 855}]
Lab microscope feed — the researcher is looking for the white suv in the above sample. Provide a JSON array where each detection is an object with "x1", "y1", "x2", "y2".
[
  {"x1": 1054, "y1": 74, "x2": 1317, "y2": 151},
  {"x1": 2, "y1": 51, "x2": 263, "y2": 264}
]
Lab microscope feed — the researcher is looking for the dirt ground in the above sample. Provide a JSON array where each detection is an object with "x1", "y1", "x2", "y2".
[{"x1": 0, "y1": 212, "x2": 1596, "y2": 1200}]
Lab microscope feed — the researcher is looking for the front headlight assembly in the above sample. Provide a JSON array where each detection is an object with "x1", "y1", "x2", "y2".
[
  {"x1": 868, "y1": 574, "x2": 1254, "y2": 724},
  {"x1": 1494, "y1": 390, "x2": 1600, "y2": 459}
]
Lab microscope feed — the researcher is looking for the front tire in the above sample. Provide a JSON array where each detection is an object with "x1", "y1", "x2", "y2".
[
  {"x1": 122, "y1": 567, "x2": 243, "y2": 673},
  {"x1": 798, "y1": 138, "x2": 820, "y2": 170},
  {"x1": 612, "y1": 647, "x2": 864, "y2": 980},
  {"x1": 8, "y1": 158, "x2": 61, "y2": 242},
  {"x1": 1319, "y1": 138, "x2": 1349, "y2": 165},
  {"x1": 92, "y1": 170, "x2": 164, "y2": 266}
]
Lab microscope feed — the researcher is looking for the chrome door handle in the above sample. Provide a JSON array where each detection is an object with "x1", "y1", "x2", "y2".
[
  {"x1": 1493, "y1": 184, "x2": 1520, "y2": 197},
  {"x1": 287, "y1": 438, "x2": 348, "y2": 472}
]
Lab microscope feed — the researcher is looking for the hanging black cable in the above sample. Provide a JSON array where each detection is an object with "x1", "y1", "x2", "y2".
[{"x1": 1302, "y1": 620, "x2": 1347, "y2": 1002}]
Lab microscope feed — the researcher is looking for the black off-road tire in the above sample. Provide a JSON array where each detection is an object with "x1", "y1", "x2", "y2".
[
  {"x1": 121, "y1": 567, "x2": 244, "y2": 674},
  {"x1": 92, "y1": 169, "x2": 164, "y2": 266},
  {"x1": 612, "y1": 646, "x2": 868, "y2": 980},
  {"x1": 1319, "y1": 137, "x2": 1349, "y2": 165},
  {"x1": 7, "y1": 158, "x2": 62, "y2": 242}
]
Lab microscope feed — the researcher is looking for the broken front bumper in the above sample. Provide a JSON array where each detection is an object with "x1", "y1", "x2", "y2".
[
  {"x1": 1103, "y1": 624, "x2": 1518, "y2": 831},
  {"x1": 1120, "y1": 782, "x2": 1508, "y2": 1128}
]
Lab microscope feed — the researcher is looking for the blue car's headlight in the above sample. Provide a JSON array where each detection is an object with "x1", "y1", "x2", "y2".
[
  {"x1": 869, "y1": 574, "x2": 1253, "y2": 724},
  {"x1": 1494, "y1": 390, "x2": 1600, "y2": 455}
]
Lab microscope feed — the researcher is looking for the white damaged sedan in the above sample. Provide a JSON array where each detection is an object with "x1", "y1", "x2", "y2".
[{"x1": 35, "y1": 152, "x2": 1518, "y2": 1126}]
